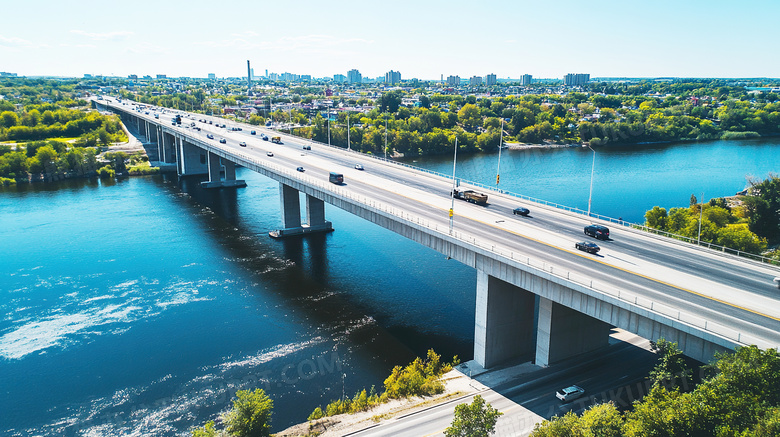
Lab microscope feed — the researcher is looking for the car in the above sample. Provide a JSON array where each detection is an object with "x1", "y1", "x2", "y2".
[
  {"x1": 250, "y1": 130, "x2": 256, "y2": 135},
  {"x1": 556, "y1": 385, "x2": 585, "y2": 402},
  {"x1": 219, "y1": 138, "x2": 227, "y2": 144},
  {"x1": 239, "y1": 141, "x2": 247, "y2": 147},
  {"x1": 575, "y1": 241, "x2": 600, "y2": 254},
  {"x1": 513, "y1": 207, "x2": 530, "y2": 216},
  {"x1": 302, "y1": 145, "x2": 311, "y2": 150},
  {"x1": 266, "y1": 151, "x2": 274, "y2": 157},
  {"x1": 584, "y1": 224, "x2": 610, "y2": 240},
  {"x1": 355, "y1": 164, "x2": 364, "y2": 170},
  {"x1": 207, "y1": 134, "x2": 214, "y2": 139},
  {"x1": 296, "y1": 166, "x2": 305, "y2": 172},
  {"x1": 262, "y1": 136, "x2": 269, "y2": 141}
]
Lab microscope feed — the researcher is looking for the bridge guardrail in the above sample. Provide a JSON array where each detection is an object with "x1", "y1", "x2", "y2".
[{"x1": 219, "y1": 146, "x2": 777, "y2": 351}]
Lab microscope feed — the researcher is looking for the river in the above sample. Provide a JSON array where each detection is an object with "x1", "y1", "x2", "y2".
[{"x1": 0, "y1": 137, "x2": 778, "y2": 436}]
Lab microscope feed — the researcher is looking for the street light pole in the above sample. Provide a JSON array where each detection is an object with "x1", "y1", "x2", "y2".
[
  {"x1": 496, "y1": 118, "x2": 504, "y2": 188},
  {"x1": 347, "y1": 112, "x2": 351, "y2": 150},
  {"x1": 698, "y1": 192, "x2": 704, "y2": 244},
  {"x1": 384, "y1": 113, "x2": 388, "y2": 161},
  {"x1": 449, "y1": 136, "x2": 458, "y2": 235},
  {"x1": 587, "y1": 144, "x2": 596, "y2": 217},
  {"x1": 327, "y1": 105, "x2": 331, "y2": 146}
]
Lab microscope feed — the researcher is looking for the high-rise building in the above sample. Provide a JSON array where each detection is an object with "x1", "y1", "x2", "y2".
[
  {"x1": 156, "y1": 74, "x2": 167, "y2": 79},
  {"x1": 333, "y1": 74, "x2": 346, "y2": 83},
  {"x1": 208, "y1": 73, "x2": 216, "y2": 80},
  {"x1": 486, "y1": 73, "x2": 497, "y2": 86},
  {"x1": 520, "y1": 74, "x2": 532, "y2": 85},
  {"x1": 446, "y1": 75, "x2": 460, "y2": 87},
  {"x1": 470, "y1": 76, "x2": 482, "y2": 86},
  {"x1": 347, "y1": 69, "x2": 362, "y2": 84},
  {"x1": 563, "y1": 73, "x2": 590, "y2": 86},
  {"x1": 384, "y1": 70, "x2": 401, "y2": 85}
]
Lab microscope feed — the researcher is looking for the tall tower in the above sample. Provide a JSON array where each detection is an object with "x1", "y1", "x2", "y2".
[{"x1": 247, "y1": 60, "x2": 251, "y2": 93}]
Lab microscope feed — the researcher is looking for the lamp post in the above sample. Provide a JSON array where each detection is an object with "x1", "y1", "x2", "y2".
[
  {"x1": 384, "y1": 113, "x2": 388, "y2": 161},
  {"x1": 449, "y1": 136, "x2": 458, "y2": 235},
  {"x1": 587, "y1": 144, "x2": 596, "y2": 217},
  {"x1": 697, "y1": 192, "x2": 704, "y2": 245},
  {"x1": 347, "y1": 112, "x2": 351, "y2": 151},
  {"x1": 496, "y1": 118, "x2": 504, "y2": 188},
  {"x1": 327, "y1": 104, "x2": 331, "y2": 146}
]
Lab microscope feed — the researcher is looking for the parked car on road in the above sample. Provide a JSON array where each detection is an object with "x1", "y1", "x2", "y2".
[
  {"x1": 584, "y1": 224, "x2": 610, "y2": 240},
  {"x1": 575, "y1": 241, "x2": 600, "y2": 254},
  {"x1": 556, "y1": 385, "x2": 585, "y2": 402},
  {"x1": 513, "y1": 207, "x2": 530, "y2": 216}
]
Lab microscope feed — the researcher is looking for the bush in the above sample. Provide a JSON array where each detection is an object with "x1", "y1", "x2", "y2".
[
  {"x1": 721, "y1": 131, "x2": 761, "y2": 140},
  {"x1": 97, "y1": 165, "x2": 115, "y2": 178}
]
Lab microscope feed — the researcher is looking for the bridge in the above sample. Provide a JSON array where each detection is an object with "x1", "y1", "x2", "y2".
[{"x1": 97, "y1": 97, "x2": 780, "y2": 370}]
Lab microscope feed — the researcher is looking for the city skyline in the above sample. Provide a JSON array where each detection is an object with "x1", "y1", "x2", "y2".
[{"x1": 2, "y1": 0, "x2": 779, "y2": 80}]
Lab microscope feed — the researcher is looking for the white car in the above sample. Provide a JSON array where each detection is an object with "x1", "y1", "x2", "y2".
[{"x1": 556, "y1": 385, "x2": 585, "y2": 402}]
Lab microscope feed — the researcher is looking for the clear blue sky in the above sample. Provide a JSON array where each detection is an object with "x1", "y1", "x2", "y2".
[{"x1": 2, "y1": 0, "x2": 778, "y2": 80}]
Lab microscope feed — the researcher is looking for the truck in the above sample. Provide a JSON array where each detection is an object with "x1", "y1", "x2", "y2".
[
  {"x1": 452, "y1": 188, "x2": 488, "y2": 205},
  {"x1": 271, "y1": 136, "x2": 282, "y2": 144},
  {"x1": 174, "y1": 114, "x2": 182, "y2": 125}
]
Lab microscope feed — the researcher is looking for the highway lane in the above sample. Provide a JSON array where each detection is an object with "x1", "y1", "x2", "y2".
[
  {"x1": 349, "y1": 336, "x2": 660, "y2": 437},
  {"x1": 105, "y1": 99, "x2": 780, "y2": 347}
]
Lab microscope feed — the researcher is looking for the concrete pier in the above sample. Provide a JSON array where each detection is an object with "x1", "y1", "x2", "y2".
[{"x1": 270, "y1": 184, "x2": 333, "y2": 238}]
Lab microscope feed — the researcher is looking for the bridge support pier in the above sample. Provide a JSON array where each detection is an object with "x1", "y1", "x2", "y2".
[
  {"x1": 535, "y1": 297, "x2": 611, "y2": 367},
  {"x1": 473, "y1": 272, "x2": 611, "y2": 369},
  {"x1": 176, "y1": 139, "x2": 208, "y2": 177},
  {"x1": 270, "y1": 184, "x2": 333, "y2": 238},
  {"x1": 474, "y1": 272, "x2": 536, "y2": 369},
  {"x1": 201, "y1": 151, "x2": 247, "y2": 189}
]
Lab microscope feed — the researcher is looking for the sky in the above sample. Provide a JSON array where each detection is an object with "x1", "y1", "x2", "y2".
[{"x1": 1, "y1": 0, "x2": 778, "y2": 80}]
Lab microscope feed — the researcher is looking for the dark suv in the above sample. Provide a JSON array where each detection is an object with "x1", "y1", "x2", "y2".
[{"x1": 584, "y1": 224, "x2": 610, "y2": 240}]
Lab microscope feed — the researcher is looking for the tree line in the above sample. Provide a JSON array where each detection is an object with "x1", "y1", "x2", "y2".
[{"x1": 643, "y1": 175, "x2": 780, "y2": 257}]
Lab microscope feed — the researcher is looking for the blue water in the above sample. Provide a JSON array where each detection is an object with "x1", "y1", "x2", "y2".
[
  {"x1": 408, "y1": 138, "x2": 780, "y2": 223},
  {"x1": 0, "y1": 174, "x2": 475, "y2": 436},
  {"x1": 1, "y1": 137, "x2": 779, "y2": 436}
]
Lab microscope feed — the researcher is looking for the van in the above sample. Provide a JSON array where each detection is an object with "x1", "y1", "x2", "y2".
[{"x1": 329, "y1": 172, "x2": 344, "y2": 184}]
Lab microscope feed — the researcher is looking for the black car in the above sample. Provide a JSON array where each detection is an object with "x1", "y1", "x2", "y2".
[
  {"x1": 575, "y1": 241, "x2": 600, "y2": 254},
  {"x1": 251, "y1": 130, "x2": 256, "y2": 135},
  {"x1": 207, "y1": 134, "x2": 214, "y2": 139},
  {"x1": 263, "y1": 136, "x2": 269, "y2": 141},
  {"x1": 584, "y1": 224, "x2": 610, "y2": 240},
  {"x1": 296, "y1": 166, "x2": 305, "y2": 172},
  {"x1": 219, "y1": 138, "x2": 227, "y2": 144},
  {"x1": 513, "y1": 207, "x2": 530, "y2": 216},
  {"x1": 302, "y1": 145, "x2": 311, "y2": 150}
]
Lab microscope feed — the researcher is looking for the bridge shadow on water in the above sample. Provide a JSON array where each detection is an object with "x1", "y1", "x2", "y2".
[{"x1": 166, "y1": 174, "x2": 424, "y2": 369}]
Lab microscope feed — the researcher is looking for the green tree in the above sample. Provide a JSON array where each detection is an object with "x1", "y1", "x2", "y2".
[
  {"x1": 190, "y1": 420, "x2": 217, "y2": 437},
  {"x1": 530, "y1": 411, "x2": 582, "y2": 437},
  {"x1": 649, "y1": 339, "x2": 691, "y2": 388},
  {"x1": 578, "y1": 402, "x2": 623, "y2": 437},
  {"x1": 457, "y1": 103, "x2": 482, "y2": 131},
  {"x1": 444, "y1": 395, "x2": 503, "y2": 437},
  {"x1": 645, "y1": 206, "x2": 668, "y2": 230},
  {"x1": 224, "y1": 388, "x2": 273, "y2": 437},
  {"x1": 1, "y1": 111, "x2": 19, "y2": 128}
]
